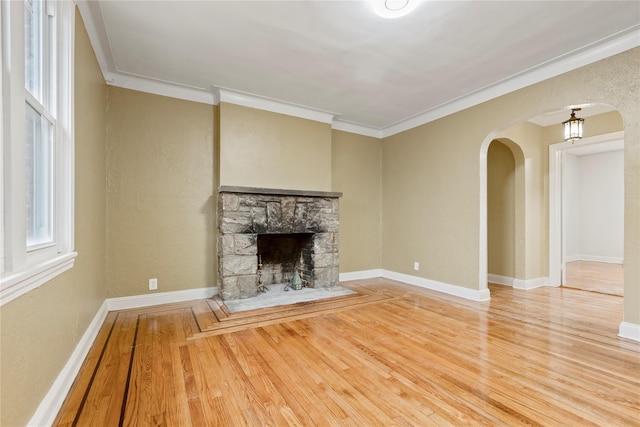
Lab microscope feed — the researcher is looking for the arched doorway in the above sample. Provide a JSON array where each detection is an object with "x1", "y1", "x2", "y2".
[
  {"x1": 480, "y1": 123, "x2": 546, "y2": 294},
  {"x1": 486, "y1": 139, "x2": 525, "y2": 287},
  {"x1": 480, "y1": 105, "x2": 626, "y2": 310}
]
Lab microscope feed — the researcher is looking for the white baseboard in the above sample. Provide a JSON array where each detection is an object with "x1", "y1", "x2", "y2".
[
  {"x1": 27, "y1": 300, "x2": 109, "y2": 427},
  {"x1": 339, "y1": 269, "x2": 383, "y2": 282},
  {"x1": 513, "y1": 277, "x2": 548, "y2": 290},
  {"x1": 382, "y1": 270, "x2": 491, "y2": 302},
  {"x1": 488, "y1": 274, "x2": 514, "y2": 287},
  {"x1": 339, "y1": 269, "x2": 491, "y2": 302},
  {"x1": 29, "y1": 286, "x2": 218, "y2": 425},
  {"x1": 619, "y1": 322, "x2": 640, "y2": 341},
  {"x1": 487, "y1": 274, "x2": 548, "y2": 290},
  {"x1": 106, "y1": 286, "x2": 217, "y2": 311},
  {"x1": 568, "y1": 255, "x2": 623, "y2": 264}
]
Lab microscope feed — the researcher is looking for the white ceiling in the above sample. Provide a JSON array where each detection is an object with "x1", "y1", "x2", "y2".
[{"x1": 78, "y1": 0, "x2": 640, "y2": 137}]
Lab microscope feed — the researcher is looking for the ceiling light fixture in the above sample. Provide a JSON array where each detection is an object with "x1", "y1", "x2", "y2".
[
  {"x1": 372, "y1": 0, "x2": 419, "y2": 19},
  {"x1": 562, "y1": 108, "x2": 584, "y2": 142}
]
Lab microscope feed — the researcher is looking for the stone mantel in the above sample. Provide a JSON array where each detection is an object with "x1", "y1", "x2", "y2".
[
  {"x1": 217, "y1": 187, "x2": 341, "y2": 300},
  {"x1": 218, "y1": 186, "x2": 342, "y2": 199}
]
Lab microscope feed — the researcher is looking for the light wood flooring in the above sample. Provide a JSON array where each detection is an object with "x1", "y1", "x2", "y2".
[
  {"x1": 565, "y1": 260, "x2": 624, "y2": 296},
  {"x1": 54, "y1": 279, "x2": 639, "y2": 426}
]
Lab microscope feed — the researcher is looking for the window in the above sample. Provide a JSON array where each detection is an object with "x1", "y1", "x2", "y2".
[{"x1": 1, "y1": 0, "x2": 75, "y2": 306}]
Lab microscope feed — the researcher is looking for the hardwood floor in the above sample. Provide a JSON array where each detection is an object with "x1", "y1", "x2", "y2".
[
  {"x1": 54, "y1": 279, "x2": 639, "y2": 426},
  {"x1": 565, "y1": 260, "x2": 624, "y2": 296}
]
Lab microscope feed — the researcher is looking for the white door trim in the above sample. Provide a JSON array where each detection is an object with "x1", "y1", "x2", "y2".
[{"x1": 548, "y1": 131, "x2": 624, "y2": 286}]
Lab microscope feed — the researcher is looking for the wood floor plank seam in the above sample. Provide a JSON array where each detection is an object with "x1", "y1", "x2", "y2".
[
  {"x1": 70, "y1": 312, "x2": 121, "y2": 427},
  {"x1": 119, "y1": 315, "x2": 141, "y2": 427}
]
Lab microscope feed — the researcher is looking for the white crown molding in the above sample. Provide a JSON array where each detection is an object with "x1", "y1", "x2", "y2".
[
  {"x1": 107, "y1": 72, "x2": 217, "y2": 105},
  {"x1": 215, "y1": 87, "x2": 336, "y2": 124},
  {"x1": 76, "y1": 0, "x2": 114, "y2": 82},
  {"x1": 381, "y1": 26, "x2": 640, "y2": 138},
  {"x1": 332, "y1": 120, "x2": 383, "y2": 139},
  {"x1": 77, "y1": 1, "x2": 639, "y2": 139},
  {"x1": 27, "y1": 300, "x2": 109, "y2": 427}
]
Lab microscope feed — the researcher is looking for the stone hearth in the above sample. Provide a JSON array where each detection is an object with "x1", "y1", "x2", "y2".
[{"x1": 218, "y1": 186, "x2": 342, "y2": 300}]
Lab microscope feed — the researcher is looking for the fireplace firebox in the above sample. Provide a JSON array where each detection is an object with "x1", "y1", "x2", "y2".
[{"x1": 217, "y1": 186, "x2": 342, "y2": 300}]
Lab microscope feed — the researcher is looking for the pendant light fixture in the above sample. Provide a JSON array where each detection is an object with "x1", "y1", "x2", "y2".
[{"x1": 563, "y1": 108, "x2": 584, "y2": 142}]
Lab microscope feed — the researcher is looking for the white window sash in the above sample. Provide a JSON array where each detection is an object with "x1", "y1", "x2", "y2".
[{"x1": 1, "y1": 0, "x2": 76, "y2": 307}]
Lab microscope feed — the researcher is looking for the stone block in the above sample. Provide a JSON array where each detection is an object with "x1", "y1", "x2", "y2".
[
  {"x1": 313, "y1": 233, "x2": 337, "y2": 253},
  {"x1": 312, "y1": 198, "x2": 333, "y2": 212},
  {"x1": 293, "y1": 203, "x2": 308, "y2": 232},
  {"x1": 220, "y1": 193, "x2": 239, "y2": 211},
  {"x1": 267, "y1": 202, "x2": 282, "y2": 232},
  {"x1": 312, "y1": 252, "x2": 334, "y2": 268},
  {"x1": 221, "y1": 276, "x2": 239, "y2": 300},
  {"x1": 234, "y1": 234, "x2": 257, "y2": 255},
  {"x1": 220, "y1": 211, "x2": 253, "y2": 234},
  {"x1": 220, "y1": 255, "x2": 257, "y2": 276},
  {"x1": 250, "y1": 207, "x2": 267, "y2": 233},
  {"x1": 319, "y1": 213, "x2": 339, "y2": 232},
  {"x1": 312, "y1": 267, "x2": 332, "y2": 288},
  {"x1": 220, "y1": 234, "x2": 234, "y2": 256},
  {"x1": 238, "y1": 275, "x2": 258, "y2": 299},
  {"x1": 281, "y1": 197, "x2": 296, "y2": 232}
]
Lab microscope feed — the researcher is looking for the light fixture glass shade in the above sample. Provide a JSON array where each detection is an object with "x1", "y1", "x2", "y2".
[
  {"x1": 371, "y1": 0, "x2": 419, "y2": 18},
  {"x1": 563, "y1": 109, "x2": 584, "y2": 142}
]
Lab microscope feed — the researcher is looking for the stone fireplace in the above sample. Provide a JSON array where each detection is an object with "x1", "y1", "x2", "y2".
[{"x1": 217, "y1": 186, "x2": 342, "y2": 300}]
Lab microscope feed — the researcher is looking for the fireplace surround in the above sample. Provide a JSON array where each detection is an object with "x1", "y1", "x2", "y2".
[{"x1": 217, "y1": 186, "x2": 342, "y2": 300}]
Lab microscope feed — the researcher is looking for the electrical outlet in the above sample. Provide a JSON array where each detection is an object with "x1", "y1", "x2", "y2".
[
  {"x1": 414, "y1": 262, "x2": 420, "y2": 271},
  {"x1": 149, "y1": 278, "x2": 158, "y2": 290}
]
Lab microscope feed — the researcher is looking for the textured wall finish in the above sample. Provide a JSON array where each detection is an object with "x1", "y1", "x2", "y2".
[
  {"x1": 106, "y1": 88, "x2": 215, "y2": 297},
  {"x1": 219, "y1": 102, "x2": 332, "y2": 192},
  {"x1": 331, "y1": 130, "x2": 383, "y2": 273}
]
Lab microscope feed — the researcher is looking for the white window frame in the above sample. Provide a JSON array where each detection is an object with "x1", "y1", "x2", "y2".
[{"x1": 1, "y1": 0, "x2": 76, "y2": 306}]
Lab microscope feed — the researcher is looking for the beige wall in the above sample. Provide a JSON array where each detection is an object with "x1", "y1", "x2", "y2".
[
  {"x1": 382, "y1": 111, "x2": 483, "y2": 286},
  {"x1": 219, "y1": 102, "x2": 332, "y2": 191},
  {"x1": 0, "y1": 10, "x2": 107, "y2": 425},
  {"x1": 331, "y1": 130, "x2": 382, "y2": 272},
  {"x1": 487, "y1": 140, "x2": 516, "y2": 278},
  {"x1": 382, "y1": 47, "x2": 639, "y2": 327},
  {"x1": 106, "y1": 88, "x2": 215, "y2": 297}
]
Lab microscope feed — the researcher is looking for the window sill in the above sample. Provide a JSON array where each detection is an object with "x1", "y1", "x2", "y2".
[{"x1": 0, "y1": 252, "x2": 77, "y2": 307}]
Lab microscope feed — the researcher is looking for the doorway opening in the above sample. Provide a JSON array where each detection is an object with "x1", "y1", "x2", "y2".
[{"x1": 549, "y1": 131, "x2": 624, "y2": 296}]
